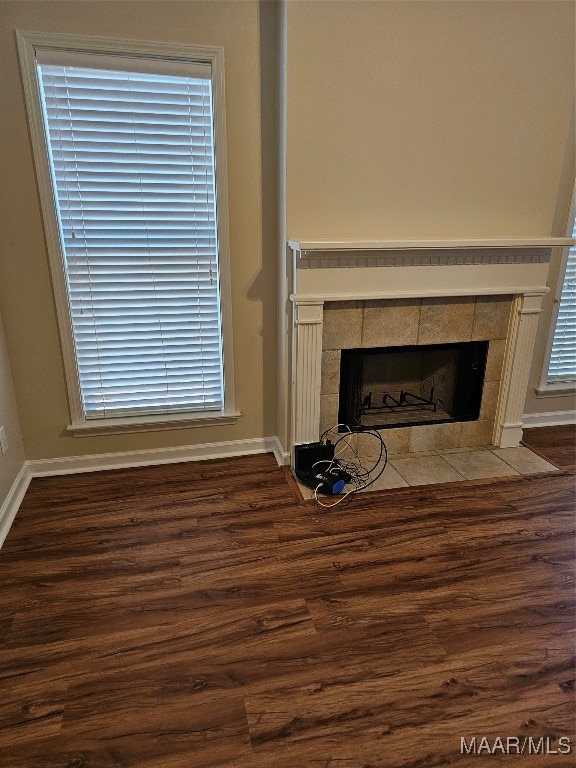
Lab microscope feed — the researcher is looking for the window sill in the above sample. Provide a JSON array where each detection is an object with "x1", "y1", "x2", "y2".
[
  {"x1": 535, "y1": 384, "x2": 576, "y2": 398},
  {"x1": 67, "y1": 410, "x2": 241, "y2": 437}
]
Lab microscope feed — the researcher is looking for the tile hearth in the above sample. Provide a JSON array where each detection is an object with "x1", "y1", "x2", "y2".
[{"x1": 295, "y1": 445, "x2": 559, "y2": 499}]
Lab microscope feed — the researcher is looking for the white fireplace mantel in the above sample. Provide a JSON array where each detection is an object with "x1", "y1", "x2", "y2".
[
  {"x1": 287, "y1": 236, "x2": 573, "y2": 458},
  {"x1": 288, "y1": 237, "x2": 572, "y2": 303},
  {"x1": 288, "y1": 237, "x2": 572, "y2": 252}
]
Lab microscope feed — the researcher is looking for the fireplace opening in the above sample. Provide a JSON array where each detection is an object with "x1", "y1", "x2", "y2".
[{"x1": 338, "y1": 341, "x2": 489, "y2": 431}]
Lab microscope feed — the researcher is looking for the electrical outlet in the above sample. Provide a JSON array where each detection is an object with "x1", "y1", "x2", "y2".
[{"x1": 0, "y1": 426, "x2": 7, "y2": 455}]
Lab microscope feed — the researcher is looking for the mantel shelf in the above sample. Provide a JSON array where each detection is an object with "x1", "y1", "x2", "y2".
[{"x1": 288, "y1": 237, "x2": 573, "y2": 254}]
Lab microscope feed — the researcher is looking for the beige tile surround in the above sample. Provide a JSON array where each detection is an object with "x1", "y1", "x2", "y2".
[{"x1": 320, "y1": 295, "x2": 512, "y2": 454}]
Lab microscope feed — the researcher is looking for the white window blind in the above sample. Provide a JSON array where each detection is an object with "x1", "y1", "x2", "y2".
[
  {"x1": 547, "y1": 217, "x2": 576, "y2": 383},
  {"x1": 36, "y1": 53, "x2": 224, "y2": 419}
]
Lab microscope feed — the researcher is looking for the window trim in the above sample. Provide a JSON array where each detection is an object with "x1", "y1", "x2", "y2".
[
  {"x1": 535, "y1": 179, "x2": 576, "y2": 398},
  {"x1": 17, "y1": 30, "x2": 237, "y2": 433}
]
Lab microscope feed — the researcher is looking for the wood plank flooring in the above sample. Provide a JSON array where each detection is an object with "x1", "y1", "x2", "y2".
[
  {"x1": 0, "y1": 430, "x2": 574, "y2": 767},
  {"x1": 522, "y1": 424, "x2": 576, "y2": 472}
]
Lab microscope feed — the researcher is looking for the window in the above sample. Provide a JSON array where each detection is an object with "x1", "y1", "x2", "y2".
[
  {"x1": 544, "y1": 183, "x2": 576, "y2": 391},
  {"x1": 17, "y1": 32, "x2": 236, "y2": 433}
]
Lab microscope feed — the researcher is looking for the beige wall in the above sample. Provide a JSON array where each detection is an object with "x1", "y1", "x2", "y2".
[
  {"x1": 0, "y1": 312, "x2": 25, "y2": 503},
  {"x1": 282, "y1": 0, "x2": 575, "y2": 425},
  {"x1": 0, "y1": 1, "x2": 277, "y2": 460},
  {"x1": 285, "y1": 0, "x2": 574, "y2": 238}
]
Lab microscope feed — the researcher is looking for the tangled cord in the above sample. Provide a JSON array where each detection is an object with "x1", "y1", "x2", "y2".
[{"x1": 311, "y1": 424, "x2": 388, "y2": 509}]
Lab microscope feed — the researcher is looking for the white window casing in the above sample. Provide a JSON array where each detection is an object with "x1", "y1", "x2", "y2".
[
  {"x1": 17, "y1": 31, "x2": 237, "y2": 434},
  {"x1": 537, "y1": 181, "x2": 576, "y2": 397}
]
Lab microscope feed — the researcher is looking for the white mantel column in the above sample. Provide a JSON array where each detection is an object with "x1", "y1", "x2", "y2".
[
  {"x1": 494, "y1": 292, "x2": 545, "y2": 448},
  {"x1": 291, "y1": 300, "x2": 324, "y2": 449}
]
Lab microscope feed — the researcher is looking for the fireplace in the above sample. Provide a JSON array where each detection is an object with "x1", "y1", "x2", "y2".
[
  {"x1": 339, "y1": 341, "x2": 488, "y2": 431},
  {"x1": 286, "y1": 237, "x2": 569, "y2": 465},
  {"x1": 320, "y1": 296, "x2": 507, "y2": 453}
]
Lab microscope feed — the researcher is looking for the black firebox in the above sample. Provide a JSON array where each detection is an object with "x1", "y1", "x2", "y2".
[{"x1": 338, "y1": 341, "x2": 489, "y2": 431}]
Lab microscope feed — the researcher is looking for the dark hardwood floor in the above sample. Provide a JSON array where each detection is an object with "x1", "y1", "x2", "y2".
[
  {"x1": 0, "y1": 428, "x2": 574, "y2": 767},
  {"x1": 522, "y1": 424, "x2": 576, "y2": 472}
]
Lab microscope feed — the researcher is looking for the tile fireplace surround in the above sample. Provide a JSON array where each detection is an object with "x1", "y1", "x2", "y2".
[
  {"x1": 321, "y1": 295, "x2": 509, "y2": 454},
  {"x1": 288, "y1": 237, "x2": 572, "y2": 466}
]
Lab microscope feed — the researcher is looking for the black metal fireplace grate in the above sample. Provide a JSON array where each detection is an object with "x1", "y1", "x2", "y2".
[{"x1": 361, "y1": 387, "x2": 437, "y2": 418}]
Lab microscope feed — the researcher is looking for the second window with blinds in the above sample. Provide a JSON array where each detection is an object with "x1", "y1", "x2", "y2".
[
  {"x1": 18, "y1": 33, "x2": 236, "y2": 433},
  {"x1": 546, "y1": 183, "x2": 576, "y2": 390}
]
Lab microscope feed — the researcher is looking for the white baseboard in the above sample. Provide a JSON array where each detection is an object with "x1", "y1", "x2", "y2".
[
  {"x1": 26, "y1": 435, "x2": 289, "y2": 477},
  {"x1": 522, "y1": 410, "x2": 576, "y2": 429},
  {"x1": 0, "y1": 463, "x2": 32, "y2": 548},
  {"x1": 267, "y1": 435, "x2": 291, "y2": 466}
]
